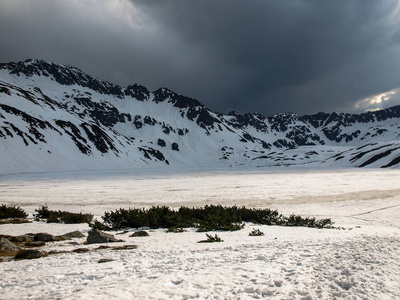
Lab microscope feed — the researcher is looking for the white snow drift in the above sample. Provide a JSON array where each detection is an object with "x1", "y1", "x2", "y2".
[{"x1": 0, "y1": 168, "x2": 399, "y2": 299}]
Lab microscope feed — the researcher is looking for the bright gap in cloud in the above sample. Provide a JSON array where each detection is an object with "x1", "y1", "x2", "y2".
[{"x1": 354, "y1": 88, "x2": 400, "y2": 112}]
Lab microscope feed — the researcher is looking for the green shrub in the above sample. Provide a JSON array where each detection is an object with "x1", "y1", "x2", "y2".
[
  {"x1": 34, "y1": 205, "x2": 51, "y2": 219},
  {"x1": 198, "y1": 233, "x2": 223, "y2": 243},
  {"x1": 249, "y1": 228, "x2": 265, "y2": 236},
  {"x1": 166, "y1": 227, "x2": 186, "y2": 233},
  {"x1": 89, "y1": 219, "x2": 112, "y2": 231},
  {"x1": 285, "y1": 214, "x2": 334, "y2": 228},
  {"x1": 95, "y1": 205, "x2": 334, "y2": 231},
  {"x1": 0, "y1": 204, "x2": 28, "y2": 219},
  {"x1": 35, "y1": 205, "x2": 93, "y2": 224}
]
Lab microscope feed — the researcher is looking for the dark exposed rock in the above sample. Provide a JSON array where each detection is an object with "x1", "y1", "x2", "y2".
[
  {"x1": 124, "y1": 84, "x2": 150, "y2": 101},
  {"x1": 98, "y1": 258, "x2": 115, "y2": 263},
  {"x1": 157, "y1": 138, "x2": 166, "y2": 147},
  {"x1": 382, "y1": 155, "x2": 400, "y2": 168},
  {"x1": 153, "y1": 87, "x2": 201, "y2": 107},
  {"x1": 350, "y1": 144, "x2": 392, "y2": 163},
  {"x1": 80, "y1": 123, "x2": 118, "y2": 154},
  {"x1": 72, "y1": 248, "x2": 90, "y2": 253},
  {"x1": 162, "y1": 124, "x2": 172, "y2": 135},
  {"x1": 172, "y1": 142, "x2": 179, "y2": 151},
  {"x1": 358, "y1": 146, "x2": 400, "y2": 167},
  {"x1": 87, "y1": 229, "x2": 124, "y2": 244},
  {"x1": 144, "y1": 116, "x2": 157, "y2": 126},
  {"x1": 1, "y1": 59, "x2": 124, "y2": 97},
  {"x1": 134, "y1": 115, "x2": 143, "y2": 129},
  {"x1": 55, "y1": 120, "x2": 92, "y2": 155},
  {"x1": 0, "y1": 103, "x2": 59, "y2": 145},
  {"x1": 139, "y1": 147, "x2": 168, "y2": 164},
  {"x1": 177, "y1": 128, "x2": 189, "y2": 136},
  {"x1": 73, "y1": 97, "x2": 122, "y2": 127},
  {"x1": 195, "y1": 108, "x2": 220, "y2": 130},
  {"x1": 112, "y1": 245, "x2": 137, "y2": 250}
]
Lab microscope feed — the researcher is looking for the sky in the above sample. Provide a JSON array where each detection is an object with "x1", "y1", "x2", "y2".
[{"x1": 1, "y1": 0, "x2": 400, "y2": 117}]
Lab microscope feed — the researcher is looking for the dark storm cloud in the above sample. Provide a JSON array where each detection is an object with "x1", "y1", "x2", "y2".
[{"x1": 1, "y1": 0, "x2": 400, "y2": 116}]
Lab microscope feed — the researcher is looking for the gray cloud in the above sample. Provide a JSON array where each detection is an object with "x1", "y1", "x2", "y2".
[{"x1": 1, "y1": 0, "x2": 400, "y2": 116}]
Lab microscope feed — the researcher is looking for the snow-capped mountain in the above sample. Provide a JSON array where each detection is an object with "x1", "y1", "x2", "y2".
[{"x1": 1, "y1": 59, "x2": 399, "y2": 174}]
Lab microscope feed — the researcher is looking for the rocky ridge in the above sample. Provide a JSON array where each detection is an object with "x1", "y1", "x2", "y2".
[{"x1": 1, "y1": 59, "x2": 400, "y2": 173}]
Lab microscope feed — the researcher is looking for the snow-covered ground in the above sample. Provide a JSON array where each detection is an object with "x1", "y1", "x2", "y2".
[{"x1": 1, "y1": 168, "x2": 399, "y2": 299}]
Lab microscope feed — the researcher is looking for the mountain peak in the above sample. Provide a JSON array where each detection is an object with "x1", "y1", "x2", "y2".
[
  {"x1": 124, "y1": 83, "x2": 150, "y2": 101},
  {"x1": 0, "y1": 59, "x2": 124, "y2": 97},
  {"x1": 1, "y1": 59, "x2": 400, "y2": 173},
  {"x1": 152, "y1": 87, "x2": 204, "y2": 108}
]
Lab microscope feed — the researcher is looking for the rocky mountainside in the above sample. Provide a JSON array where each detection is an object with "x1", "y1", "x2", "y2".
[{"x1": 1, "y1": 59, "x2": 399, "y2": 174}]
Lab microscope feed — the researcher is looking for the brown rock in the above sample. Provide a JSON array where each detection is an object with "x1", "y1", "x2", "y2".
[
  {"x1": 87, "y1": 229, "x2": 124, "y2": 244},
  {"x1": 0, "y1": 218, "x2": 30, "y2": 224},
  {"x1": 25, "y1": 241, "x2": 46, "y2": 247},
  {"x1": 112, "y1": 245, "x2": 137, "y2": 250},
  {"x1": 34, "y1": 233, "x2": 57, "y2": 242},
  {"x1": 72, "y1": 248, "x2": 90, "y2": 253},
  {"x1": 60, "y1": 230, "x2": 85, "y2": 239},
  {"x1": 98, "y1": 258, "x2": 115, "y2": 263},
  {"x1": 2, "y1": 234, "x2": 34, "y2": 244},
  {"x1": 15, "y1": 249, "x2": 47, "y2": 260},
  {"x1": 0, "y1": 237, "x2": 20, "y2": 252},
  {"x1": 130, "y1": 231, "x2": 149, "y2": 237}
]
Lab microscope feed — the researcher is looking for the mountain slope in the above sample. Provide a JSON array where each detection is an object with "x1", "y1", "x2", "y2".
[{"x1": 1, "y1": 59, "x2": 399, "y2": 174}]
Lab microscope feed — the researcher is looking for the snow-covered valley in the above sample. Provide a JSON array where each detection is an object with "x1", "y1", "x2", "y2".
[{"x1": 1, "y1": 168, "x2": 399, "y2": 299}]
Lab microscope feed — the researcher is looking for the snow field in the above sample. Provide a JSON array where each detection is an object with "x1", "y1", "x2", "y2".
[
  {"x1": 1, "y1": 226, "x2": 399, "y2": 299},
  {"x1": 0, "y1": 168, "x2": 399, "y2": 299}
]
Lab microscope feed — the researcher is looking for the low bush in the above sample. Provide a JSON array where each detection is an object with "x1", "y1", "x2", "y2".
[
  {"x1": 198, "y1": 233, "x2": 223, "y2": 243},
  {"x1": 95, "y1": 205, "x2": 334, "y2": 232},
  {"x1": 286, "y1": 214, "x2": 334, "y2": 228},
  {"x1": 35, "y1": 205, "x2": 93, "y2": 224},
  {"x1": 249, "y1": 228, "x2": 265, "y2": 236},
  {"x1": 166, "y1": 227, "x2": 186, "y2": 233},
  {"x1": 0, "y1": 204, "x2": 28, "y2": 219}
]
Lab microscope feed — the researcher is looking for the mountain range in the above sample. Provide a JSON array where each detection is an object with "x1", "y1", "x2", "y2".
[{"x1": 1, "y1": 59, "x2": 400, "y2": 174}]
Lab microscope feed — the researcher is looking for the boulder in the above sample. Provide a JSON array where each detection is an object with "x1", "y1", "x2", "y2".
[
  {"x1": 15, "y1": 249, "x2": 47, "y2": 260},
  {"x1": 34, "y1": 233, "x2": 57, "y2": 242},
  {"x1": 86, "y1": 229, "x2": 124, "y2": 244},
  {"x1": 1, "y1": 234, "x2": 34, "y2": 244},
  {"x1": 0, "y1": 237, "x2": 20, "y2": 252},
  {"x1": 61, "y1": 230, "x2": 85, "y2": 239},
  {"x1": 13, "y1": 234, "x2": 35, "y2": 243},
  {"x1": 56, "y1": 230, "x2": 86, "y2": 241},
  {"x1": 130, "y1": 231, "x2": 149, "y2": 237}
]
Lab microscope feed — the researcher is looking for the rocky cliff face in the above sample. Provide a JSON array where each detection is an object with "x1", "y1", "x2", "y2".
[{"x1": 1, "y1": 59, "x2": 399, "y2": 174}]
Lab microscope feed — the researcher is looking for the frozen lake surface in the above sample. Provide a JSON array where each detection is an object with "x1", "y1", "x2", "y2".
[{"x1": 1, "y1": 168, "x2": 399, "y2": 299}]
